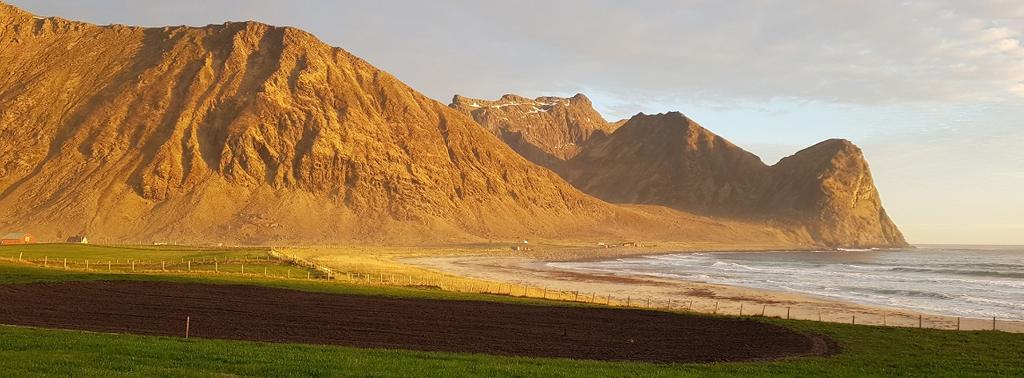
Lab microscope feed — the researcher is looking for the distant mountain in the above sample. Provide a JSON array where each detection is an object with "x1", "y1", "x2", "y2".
[
  {"x1": 450, "y1": 94, "x2": 618, "y2": 170},
  {"x1": 459, "y1": 99, "x2": 907, "y2": 248},
  {"x1": 561, "y1": 112, "x2": 768, "y2": 216},
  {"x1": 764, "y1": 138, "x2": 906, "y2": 247}
]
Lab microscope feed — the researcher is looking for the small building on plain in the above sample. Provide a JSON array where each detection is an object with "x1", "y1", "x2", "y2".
[
  {"x1": 66, "y1": 235, "x2": 89, "y2": 244},
  {"x1": 1, "y1": 232, "x2": 33, "y2": 245}
]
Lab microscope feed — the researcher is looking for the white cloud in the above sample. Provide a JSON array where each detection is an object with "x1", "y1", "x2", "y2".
[{"x1": 13, "y1": 0, "x2": 1023, "y2": 108}]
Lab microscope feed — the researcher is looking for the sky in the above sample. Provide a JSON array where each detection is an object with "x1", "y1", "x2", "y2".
[{"x1": 10, "y1": 0, "x2": 1024, "y2": 245}]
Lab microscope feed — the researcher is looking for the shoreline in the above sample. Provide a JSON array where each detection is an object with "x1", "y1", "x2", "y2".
[{"x1": 402, "y1": 251, "x2": 1024, "y2": 333}]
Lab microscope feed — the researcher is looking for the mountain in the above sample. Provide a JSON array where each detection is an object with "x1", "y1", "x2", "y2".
[
  {"x1": 763, "y1": 139, "x2": 906, "y2": 247},
  {"x1": 0, "y1": 3, "x2": 903, "y2": 248},
  {"x1": 0, "y1": 3, "x2": 818, "y2": 247},
  {"x1": 458, "y1": 97, "x2": 907, "y2": 248},
  {"x1": 450, "y1": 94, "x2": 618, "y2": 170},
  {"x1": 561, "y1": 112, "x2": 768, "y2": 216},
  {"x1": 0, "y1": 4, "x2": 625, "y2": 244}
]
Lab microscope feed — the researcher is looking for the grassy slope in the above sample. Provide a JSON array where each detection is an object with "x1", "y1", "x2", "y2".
[{"x1": 0, "y1": 262, "x2": 1022, "y2": 377}]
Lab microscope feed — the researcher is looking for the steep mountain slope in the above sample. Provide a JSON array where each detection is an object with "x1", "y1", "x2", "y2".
[
  {"x1": 0, "y1": 4, "x2": 627, "y2": 244},
  {"x1": 450, "y1": 94, "x2": 617, "y2": 170}
]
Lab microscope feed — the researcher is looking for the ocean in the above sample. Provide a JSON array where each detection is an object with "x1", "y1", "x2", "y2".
[{"x1": 547, "y1": 245, "x2": 1024, "y2": 320}]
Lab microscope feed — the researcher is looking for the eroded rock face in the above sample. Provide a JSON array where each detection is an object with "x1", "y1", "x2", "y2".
[
  {"x1": 764, "y1": 139, "x2": 907, "y2": 248},
  {"x1": 0, "y1": 3, "x2": 631, "y2": 243},
  {"x1": 450, "y1": 93, "x2": 618, "y2": 170}
]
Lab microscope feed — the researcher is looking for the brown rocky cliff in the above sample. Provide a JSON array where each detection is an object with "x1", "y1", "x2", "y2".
[
  {"x1": 450, "y1": 93, "x2": 618, "y2": 170},
  {"x1": 764, "y1": 139, "x2": 907, "y2": 247}
]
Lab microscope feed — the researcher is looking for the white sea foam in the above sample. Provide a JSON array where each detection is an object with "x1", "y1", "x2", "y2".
[{"x1": 548, "y1": 247, "x2": 1024, "y2": 320}]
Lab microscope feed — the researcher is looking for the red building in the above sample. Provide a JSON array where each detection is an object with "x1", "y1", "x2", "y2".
[{"x1": 0, "y1": 232, "x2": 32, "y2": 245}]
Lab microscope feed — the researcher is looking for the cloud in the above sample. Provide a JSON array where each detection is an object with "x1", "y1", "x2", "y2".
[
  {"x1": 435, "y1": 0, "x2": 1024, "y2": 107},
  {"x1": 14, "y1": 0, "x2": 1023, "y2": 110}
]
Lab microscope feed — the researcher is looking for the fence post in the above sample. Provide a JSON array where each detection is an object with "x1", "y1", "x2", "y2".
[
  {"x1": 957, "y1": 317, "x2": 961, "y2": 331},
  {"x1": 713, "y1": 301, "x2": 719, "y2": 314},
  {"x1": 606, "y1": 294, "x2": 611, "y2": 305},
  {"x1": 647, "y1": 298, "x2": 651, "y2": 308},
  {"x1": 64, "y1": 258, "x2": 67, "y2": 270},
  {"x1": 185, "y1": 316, "x2": 190, "y2": 339},
  {"x1": 85, "y1": 260, "x2": 89, "y2": 270},
  {"x1": 18, "y1": 252, "x2": 22, "y2": 261},
  {"x1": 574, "y1": 291, "x2": 579, "y2": 302},
  {"x1": 215, "y1": 261, "x2": 218, "y2": 272},
  {"x1": 241, "y1": 263, "x2": 244, "y2": 274},
  {"x1": 668, "y1": 299, "x2": 673, "y2": 309},
  {"x1": 132, "y1": 260, "x2": 135, "y2": 272},
  {"x1": 786, "y1": 307, "x2": 791, "y2": 320},
  {"x1": 44, "y1": 256, "x2": 47, "y2": 267},
  {"x1": 739, "y1": 303, "x2": 743, "y2": 316},
  {"x1": 188, "y1": 261, "x2": 191, "y2": 272},
  {"x1": 883, "y1": 313, "x2": 886, "y2": 326},
  {"x1": 688, "y1": 300, "x2": 693, "y2": 312},
  {"x1": 852, "y1": 315, "x2": 856, "y2": 325},
  {"x1": 108, "y1": 261, "x2": 111, "y2": 272},
  {"x1": 919, "y1": 314, "x2": 923, "y2": 328},
  {"x1": 543, "y1": 287, "x2": 547, "y2": 299},
  {"x1": 162, "y1": 261, "x2": 165, "y2": 271},
  {"x1": 627, "y1": 296, "x2": 631, "y2": 307},
  {"x1": 993, "y1": 317, "x2": 997, "y2": 331}
]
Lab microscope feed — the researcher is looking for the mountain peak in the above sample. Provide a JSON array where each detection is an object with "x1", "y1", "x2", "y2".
[{"x1": 449, "y1": 93, "x2": 618, "y2": 165}]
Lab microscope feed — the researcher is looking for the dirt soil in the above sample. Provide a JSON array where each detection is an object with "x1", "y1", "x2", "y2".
[{"x1": 0, "y1": 281, "x2": 837, "y2": 362}]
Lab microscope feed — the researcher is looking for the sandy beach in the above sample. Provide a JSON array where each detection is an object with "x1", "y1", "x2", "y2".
[{"x1": 404, "y1": 251, "x2": 1024, "y2": 333}]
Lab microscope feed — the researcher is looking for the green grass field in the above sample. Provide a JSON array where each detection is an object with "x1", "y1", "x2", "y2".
[
  {"x1": 0, "y1": 253, "x2": 1022, "y2": 377},
  {"x1": 0, "y1": 244, "x2": 321, "y2": 278}
]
